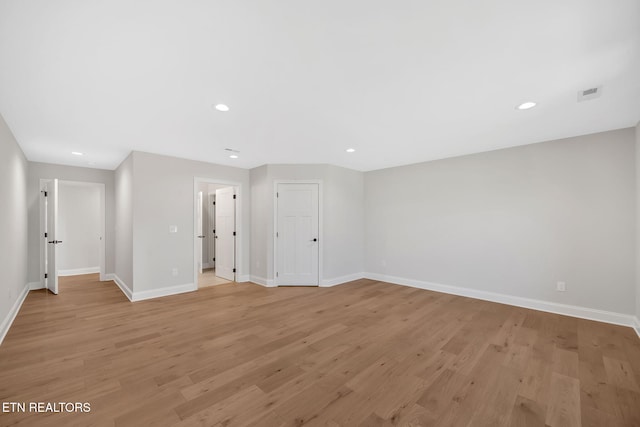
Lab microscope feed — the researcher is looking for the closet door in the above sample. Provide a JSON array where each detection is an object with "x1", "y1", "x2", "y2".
[{"x1": 275, "y1": 183, "x2": 319, "y2": 286}]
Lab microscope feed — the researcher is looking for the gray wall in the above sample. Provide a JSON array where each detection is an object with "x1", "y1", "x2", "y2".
[
  {"x1": 249, "y1": 164, "x2": 364, "y2": 284},
  {"x1": 365, "y1": 128, "x2": 636, "y2": 314},
  {"x1": 325, "y1": 165, "x2": 365, "y2": 280},
  {"x1": 250, "y1": 165, "x2": 269, "y2": 280},
  {"x1": 27, "y1": 162, "x2": 115, "y2": 283},
  {"x1": 131, "y1": 151, "x2": 250, "y2": 292},
  {"x1": 57, "y1": 183, "x2": 101, "y2": 272},
  {"x1": 0, "y1": 114, "x2": 28, "y2": 333},
  {"x1": 114, "y1": 153, "x2": 134, "y2": 288},
  {"x1": 636, "y1": 122, "x2": 640, "y2": 320}
]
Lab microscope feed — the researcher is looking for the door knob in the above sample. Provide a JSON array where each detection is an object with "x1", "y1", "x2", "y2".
[
  {"x1": 197, "y1": 235, "x2": 205, "y2": 238},
  {"x1": 48, "y1": 240, "x2": 63, "y2": 244},
  {"x1": 311, "y1": 238, "x2": 317, "y2": 242}
]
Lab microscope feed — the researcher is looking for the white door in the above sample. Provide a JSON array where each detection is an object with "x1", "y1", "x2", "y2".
[
  {"x1": 276, "y1": 183, "x2": 319, "y2": 286},
  {"x1": 196, "y1": 191, "x2": 204, "y2": 274},
  {"x1": 215, "y1": 187, "x2": 235, "y2": 281},
  {"x1": 46, "y1": 179, "x2": 60, "y2": 294},
  {"x1": 208, "y1": 193, "x2": 216, "y2": 268}
]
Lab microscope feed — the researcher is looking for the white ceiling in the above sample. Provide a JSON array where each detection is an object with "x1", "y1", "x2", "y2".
[{"x1": 0, "y1": 0, "x2": 639, "y2": 171}]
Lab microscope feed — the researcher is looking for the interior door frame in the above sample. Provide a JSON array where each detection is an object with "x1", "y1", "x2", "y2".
[
  {"x1": 193, "y1": 177, "x2": 243, "y2": 288},
  {"x1": 273, "y1": 180, "x2": 323, "y2": 287},
  {"x1": 39, "y1": 179, "x2": 107, "y2": 289}
]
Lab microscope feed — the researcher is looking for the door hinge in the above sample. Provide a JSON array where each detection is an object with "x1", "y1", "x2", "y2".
[
  {"x1": 213, "y1": 201, "x2": 216, "y2": 205},
  {"x1": 44, "y1": 273, "x2": 48, "y2": 279},
  {"x1": 276, "y1": 272, "x2": 279, "y2": 277},
  {"x1": 213, "y1": 229, "x2": 215, "y2": 234},
  {"x1": 44, "y1": 232, "x2": 48, "y2": 238},
  {"x1": 233, "y1": 194, "x2": 236, "y2": 199},
  {"x1": 44, "y1": 191, "x2": 48, "y2": 197},
  {"x1": 276, "y1": 192, "x2": 279, "y2": 198},
  {"x1": 212, "y1": 257, "x2": 215, "y2": 262},
  {"x1": 233, "y1": 268, "x2": 236, "y2": 273},
  {"x1": 276, "y1": 232, "x2": 279, "y2": 238},
  {"x1": 233, "y1": 231, "x2": 236, "y2": 236}
]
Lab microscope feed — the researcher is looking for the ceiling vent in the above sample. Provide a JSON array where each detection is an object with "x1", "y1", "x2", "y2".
[{"x1": 578, "y1": 86, "x2": 602, "y2": 102}]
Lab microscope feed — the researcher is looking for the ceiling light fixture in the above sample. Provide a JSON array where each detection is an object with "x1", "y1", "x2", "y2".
[
  {"x1": 229, "y1": 154, "x2": 238, "y2": 159},
  {"x1": 516, "y1": 101, "x2": 537, "y2": 110},
  {"x1": 215, "y1": 104, "x2": 230, "y2": 112},
  {"x1": 346, "y1": 148, "x2": 356, "y2": 153},
  {"x1": 71, "y1": 151, "x2": 83, "y2": 156}
]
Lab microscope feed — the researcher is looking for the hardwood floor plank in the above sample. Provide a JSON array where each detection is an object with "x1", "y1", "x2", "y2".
[
  {"x1": 603, "y1": 356, "x2": 640, "y2": 392},
  {"x1": 509, "y1": 395, "x2": 546, "y2": 427},
  {"x1": 546, "y1": 372, "x2": 582, "y2": 427}
]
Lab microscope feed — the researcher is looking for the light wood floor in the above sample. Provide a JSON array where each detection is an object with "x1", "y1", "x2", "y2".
[
  {"x1": 198, "y1": 268, "x2": 231, "y2": 288},
  {"x1": 1, "y1": 274, "x2": 639, "y2": 426}
]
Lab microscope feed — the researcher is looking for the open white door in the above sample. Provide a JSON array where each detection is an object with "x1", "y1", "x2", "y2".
[
  {"x1": 208, "y1": 193, "x2": 216, "y2": 268},
  {"x1": 276, "y1": 183, "x2": 319, "y2": 286},
  {"x1": 46, "y1": 179, "x2": 60, "y2": 294},
  {"x1": 196, "y1": 191, "x2": 204, "y2": 274},
  {"x1": 215, "y1": 187, "x2": 235, "y2": 281}
]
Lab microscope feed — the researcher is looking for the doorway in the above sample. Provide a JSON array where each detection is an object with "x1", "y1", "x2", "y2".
[
  {"x1": 40, "y1": 179, "x2": 106, "y2": 294},
  {"x1": 194, "y1": 179, "x2": 241, "y2": 289},
  {"x1": 274, "y1": 182, "x2": 321, "y2": 286}
]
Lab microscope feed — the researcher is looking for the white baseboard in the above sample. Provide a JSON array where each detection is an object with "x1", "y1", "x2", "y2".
[
  {"x1": 364, "y1": 272, "x2": 639, "y2": 330},
  {"x1": 634, "y1": 316, "x2": 640, "y2": 339},
  {"x1": 105, "y1": 273, "x2": 133, "y2": 301},
  {"x1": 106, "y1": 274, "x2": 198, "y2": 302},
  {"x1": 132, "y1": 283, "x2": 197, "y2": 302},
  {"x1": 250, "y1": 275, "x2": 275, "y2": 287},
  {"x1": 249, "y1": 273, "x2": 365, "y2": 288},
  {"x1": 320, "y1": 272, "x2": 365, "y2": 287},
  {"x1": 28, "y1": 281, "x2": 44, "y2": 290},
  {"x1": 236, "y1": 274, "x2": 250, "y2": 283},
  {"x1": 58, "y1": 266, "x2": 100, "y2": 276},
  {"x1": 0, "y1": 284, "x2": 30, "y2": 346}
]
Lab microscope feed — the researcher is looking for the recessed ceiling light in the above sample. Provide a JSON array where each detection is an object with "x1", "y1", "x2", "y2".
[
  {"x1": 346, "y1": 148, "x2": 356, "y2": 153},
  {"x1": 516, "y1": 102, "x2": 537, "y2": 110},
  {"x1": 215, "y1": 104, "x2": 230, "y2": 112},
  {"x1": 71, "y1": 151, "x2": 83, "y2": 156},
  {"x1": 229, "y1": 154, "x2": 238, "y2": 159}
]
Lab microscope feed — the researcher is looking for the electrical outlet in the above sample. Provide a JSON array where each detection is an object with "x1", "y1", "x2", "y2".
[
  {"x1": 172, "y1": 268, "x2": 178, "y2": 277},
  {"x1": 556, "y1": 281, "x2": 566, "y2": 292}
]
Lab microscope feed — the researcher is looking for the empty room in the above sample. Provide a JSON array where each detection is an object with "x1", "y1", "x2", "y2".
[{"x1": 1, "y1": 1, "x2": 640, "y2": 426}]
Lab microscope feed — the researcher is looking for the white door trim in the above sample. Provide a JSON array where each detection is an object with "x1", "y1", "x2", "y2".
[
  {"x1": 193, "y1": 177, "x2": 243, "y2": 288},
  {"x1": 39, "y1": 179, "x2": 106, "y2": 288},
  {"x1": 273, "y1": 180, "x2": 323, "y2": 286}
]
